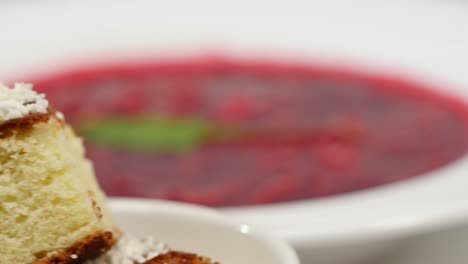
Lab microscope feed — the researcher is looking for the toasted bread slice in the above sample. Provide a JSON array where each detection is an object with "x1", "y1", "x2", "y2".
[
  {"x1": 145, "y1": 251, "x2": 218, "y2": 264},
  {"x1": 0, "y1": 106, "x2": 119, "y2": 263}
]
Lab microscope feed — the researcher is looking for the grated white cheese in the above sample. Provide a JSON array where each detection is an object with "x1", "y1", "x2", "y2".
[
  {"x1": 55, "y1": 111, "x2": 65, "y2": 120},
  {"x1": 86, "y1": 236, "x2": 169, "y2": 264},
  {"x1": 0, "y1": 83, "x2": 48, "y2": 122}
]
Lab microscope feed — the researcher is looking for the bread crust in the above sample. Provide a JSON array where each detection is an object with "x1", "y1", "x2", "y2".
[
  {"x1": 33, "y1": 231, "x2": 118, "y2": 264},
  {"x1": 0, "y1": 112, "x2": 50, "y2": 138},
  {"x1": 144, "y1": 251, "x2": 219, "y2": 264},
  {"x1": 0, "y1": 106, "x2": 68, "y2": 139}
]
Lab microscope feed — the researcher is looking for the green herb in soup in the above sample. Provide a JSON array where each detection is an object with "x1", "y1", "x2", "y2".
[{"x1": 81, "y1": 117, "x2": 213, "y2": 152}]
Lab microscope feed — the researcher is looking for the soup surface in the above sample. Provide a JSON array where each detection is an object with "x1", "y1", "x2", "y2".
[{"x1": 33, "y1": 59, "x2": 468, "y2": 207}]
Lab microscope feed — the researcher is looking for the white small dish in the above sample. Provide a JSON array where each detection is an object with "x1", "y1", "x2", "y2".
[{"x1": 109, "y1": 198, "x2": 300, "y2": 264}]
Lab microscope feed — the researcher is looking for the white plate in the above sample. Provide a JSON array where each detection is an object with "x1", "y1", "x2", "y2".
[
  {"x1": 2, "y1": 1, "x2": 468, "y2": 263},
  {"x1": 381, "y1": 222, "x2": 468, "y2": 264},
  {"x1": 109, "y1": 198, "x2": 299, "y2": 264}
]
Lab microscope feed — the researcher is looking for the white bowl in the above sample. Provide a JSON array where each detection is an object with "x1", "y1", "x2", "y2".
[
  {"x1": 109, "y1": 198, "x2": 299, "y2": 264},
  {"x1": 2, "y1": 1, "x2": 468, "y2": 264}
]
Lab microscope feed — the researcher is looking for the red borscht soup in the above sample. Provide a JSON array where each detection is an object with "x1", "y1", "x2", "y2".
[{"x1": 32, "y1": 59, "x2": 468, "y2": 207}]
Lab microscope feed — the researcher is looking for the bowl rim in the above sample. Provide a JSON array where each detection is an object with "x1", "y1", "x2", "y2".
[
  {"x1": 222, "y1": 156, "x2": 468, "y2": 247},
  {"x1": 109, "y1": 198, "x2": 301, "y2": 264},
  {"x1": 101, "y1": 58, "x2": 468, "y2": 247}
]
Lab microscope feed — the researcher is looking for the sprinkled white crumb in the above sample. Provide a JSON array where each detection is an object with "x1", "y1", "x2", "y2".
[
  {"x1": 56, "y1": 111, "x2": 65, "y2": 120},
  {"x1": 0, "y1": 83, "x2": 48, "y2": 122},
  {"x1": 86, "y1": 236, "x2": 169, "y2": 264}
]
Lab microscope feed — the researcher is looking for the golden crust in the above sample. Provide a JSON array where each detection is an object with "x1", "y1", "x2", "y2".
[
  {"x1": 0, "y1": 107, "x2": 64, "y2": 139},
  {"x1": 0, "y1": 112, "x2": 50, "y2": 138},
  {"x1": 34, "y1": 231, "x2": 119, "y2": 264},
  {"x1": 144, "y1": 251, "x2": 219, "y2": 264}
]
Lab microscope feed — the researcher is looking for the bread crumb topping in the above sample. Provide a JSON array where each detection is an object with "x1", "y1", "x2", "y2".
[
  {"x1": 86, "y1": 236, "x2": 169, "y2": 264},
  {"x1": 0, "y1": 83, "x2": 48, "y2": 123}
]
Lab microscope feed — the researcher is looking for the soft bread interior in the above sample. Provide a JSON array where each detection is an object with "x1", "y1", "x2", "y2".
[{"x1": 0, "y1": 116, "x2": 116, "y2": 264}]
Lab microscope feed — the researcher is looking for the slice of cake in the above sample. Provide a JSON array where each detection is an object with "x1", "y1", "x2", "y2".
[{"x1": 0, "y1": 83, "x2": 119, "y2": 264}]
